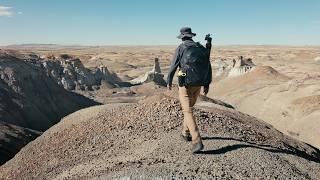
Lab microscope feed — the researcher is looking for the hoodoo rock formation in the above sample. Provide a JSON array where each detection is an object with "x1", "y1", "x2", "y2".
[{"x1": 130, "y1": 58, "x2": 167, "y2": 86}]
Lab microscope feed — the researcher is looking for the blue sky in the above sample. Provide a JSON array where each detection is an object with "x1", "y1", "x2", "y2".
[{"x1": 0, "y1": 0, "x2": 319, "y2": 45}]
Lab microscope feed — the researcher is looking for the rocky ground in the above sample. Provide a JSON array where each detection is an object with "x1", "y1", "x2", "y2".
[{"x1": 0, "y1": 90, "x2": 319, "y2": 179}]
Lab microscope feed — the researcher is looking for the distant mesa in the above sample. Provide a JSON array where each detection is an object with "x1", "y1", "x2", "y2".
[{"x1": 5, "y1": 44, "x2": 92, "y2": 49}]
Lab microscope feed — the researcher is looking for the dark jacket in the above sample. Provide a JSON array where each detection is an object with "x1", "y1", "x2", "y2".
[{"x1": 166, "y1": 39, "x2": 212, "y2": 87}]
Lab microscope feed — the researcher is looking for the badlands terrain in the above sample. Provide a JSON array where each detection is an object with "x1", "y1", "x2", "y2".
[
  {"x1": 11, "y1": 44, "x2": 320, "y2": 147},
  {"x1": 0, "y1": 45, "x2": 319, "y2": 178}
]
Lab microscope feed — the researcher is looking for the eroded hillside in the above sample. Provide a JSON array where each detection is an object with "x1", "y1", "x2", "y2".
[{"x1": 0, "y1": 93, "x2": 319, "y2": 179}]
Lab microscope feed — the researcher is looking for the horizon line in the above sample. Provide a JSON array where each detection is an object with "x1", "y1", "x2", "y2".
[{"x1": 2, "y1": 43, "x2": 320, "y2": 48}]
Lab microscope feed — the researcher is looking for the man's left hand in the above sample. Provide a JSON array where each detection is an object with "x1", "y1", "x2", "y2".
[{"x1": 203, "y1": 86, "x2": 209, "y2": 96}]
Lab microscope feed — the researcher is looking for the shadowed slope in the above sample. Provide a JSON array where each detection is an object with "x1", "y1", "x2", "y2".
[
  {"x1": 0, "y1": 53, "x2": 99, "y2": 131},
  {"x1": 0, "y1": 122, "x2": 41, "y2": 165}
]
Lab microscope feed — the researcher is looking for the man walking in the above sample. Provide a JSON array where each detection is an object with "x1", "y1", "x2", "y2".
[{"x1": 167, "y1": 27, "x2": 212, "y2": 153}]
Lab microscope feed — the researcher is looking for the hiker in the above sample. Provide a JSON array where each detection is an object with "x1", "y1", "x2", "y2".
[{"x1": 167, "y1": 27, "x2": 212, "y2": 153}]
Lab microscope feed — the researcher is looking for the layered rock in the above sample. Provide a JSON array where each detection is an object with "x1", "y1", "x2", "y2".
[
  {"x1": 42, "y1": 58, "x2": 96, "y2": 90},
  {"x1": 0, "y1": 52, "x2": 99, "y2": 164},
  {"x1": 32, "y1": 55, "x2": 128, "y2": 91},
  {"x1": 0, "y1": 53, "x2": 99, "y2": 131}
]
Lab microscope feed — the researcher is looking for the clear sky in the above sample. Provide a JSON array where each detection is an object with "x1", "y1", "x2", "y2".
[{"x1": 0, "y1": 0, "x2": 319, "y2": 45}]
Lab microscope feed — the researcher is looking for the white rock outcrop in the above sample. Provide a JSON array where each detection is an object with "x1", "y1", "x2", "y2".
[
  {"x1": 213, "y1": 56, "x2": 256, "y2": 79},
  {"x1": 130, "y1": 58, "x2": 167, "y2": 86},
  {"x1": 228, "y1": 56, "x2": 255, "y2": 77},
  {"x1": 35, "y1": 55, "x2": 125, "y2": 91}
]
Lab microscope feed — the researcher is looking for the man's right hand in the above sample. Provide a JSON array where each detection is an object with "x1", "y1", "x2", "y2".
[{"x1": 205, "y1": 34, "x2": 212, "y2": 42}]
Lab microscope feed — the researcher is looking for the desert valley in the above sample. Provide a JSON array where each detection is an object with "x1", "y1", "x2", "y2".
[{"x1": 0, "y1": 45, "x2": 320, "y2": 179}]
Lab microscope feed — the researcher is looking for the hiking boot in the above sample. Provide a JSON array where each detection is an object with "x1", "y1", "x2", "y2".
[
  {"x1": 192, "y1": 141, "x2": 204, "y2": 154},
  {"x1": 181, "y1": 133, "x2": 192, "y2": 142}
]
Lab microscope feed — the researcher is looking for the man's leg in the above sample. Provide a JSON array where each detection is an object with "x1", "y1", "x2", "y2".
[
  {"x1": 188, "y1": 86, "x2": 202, "y2": 142},
  {"x1": 179, "y1": 86, "x2": 191, "y2": 136},
  {"x1": 188, "y1": 86, "x2": 203, "y2": 153},
  {"x1": 190, "y1": 86, "x2": 201, "y2": 107},
  {"x1": 178, "y1": 86, "x2": 201, "y2": 143}
]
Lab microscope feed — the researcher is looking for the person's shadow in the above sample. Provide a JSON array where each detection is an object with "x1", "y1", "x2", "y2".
[{"x1": 198, "y1": 136, "x2": 320, "y2": 163}]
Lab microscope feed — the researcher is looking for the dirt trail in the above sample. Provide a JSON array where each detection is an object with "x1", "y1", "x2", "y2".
[{"x1": 1, "y1": 94, "x2": 319, "y2": 179}]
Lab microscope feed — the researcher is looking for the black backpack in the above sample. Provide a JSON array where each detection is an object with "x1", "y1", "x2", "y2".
[{"x1": 179, "y1": 42, "x2": 211, "y2": 86}]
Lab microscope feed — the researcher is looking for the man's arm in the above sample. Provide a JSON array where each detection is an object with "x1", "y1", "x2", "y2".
[
  {"x1": 204, "y1": 35, "x2": 212, "y2": 95},
  {"x1": 205, "y1": 61, "x2": 212, "y2": 86},
  {"x1": 205, "y1": 34, "x2": 212, "y2": 57},
  {"x1": 166, "y1": 46, "x2": 181, "y2": 88},
  {"x1": 205, "y1": 38, "x2": 212, "y2": 86}
]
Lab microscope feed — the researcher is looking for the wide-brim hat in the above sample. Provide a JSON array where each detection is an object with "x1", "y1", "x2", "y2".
[{"x1": 177, "y1": 27, "x2": 196, "y2": 39}]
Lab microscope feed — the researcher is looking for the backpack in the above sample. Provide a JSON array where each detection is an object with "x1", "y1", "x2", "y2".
[{"x1": 179, "y1": 42, "x2": 211, "y2": 86}]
